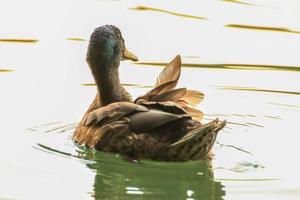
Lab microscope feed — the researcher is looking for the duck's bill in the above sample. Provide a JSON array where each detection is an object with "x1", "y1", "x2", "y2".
[{"x1": 123, "y1": 48, "x2": 139, "y2": 62}]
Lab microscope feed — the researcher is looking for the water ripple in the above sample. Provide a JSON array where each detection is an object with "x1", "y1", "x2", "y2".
[
  {"x1": 0, "y1": 69, "x2": 15, "y2": 72},
  {"x1": 222, "y1": 0, "x2": 256, "y2": 6},
  {"x1": 135, "y1": 62, "x2": 300, "y2": 72},
  {"x1": 226, "y1": 24, "x2": 300, "y2": 34},
  {"x1": 217, "y1": 86, "x2": 300, "y2": 96},
  {"x1": 0, "y1": 38, "x2": 38, "y2": 43},
  {"x1": 65, "y1": 37, "x2": 86, "y2": 41},
  {"x1": 130, "y1": 6, "x2": 208, "y2": 20}
]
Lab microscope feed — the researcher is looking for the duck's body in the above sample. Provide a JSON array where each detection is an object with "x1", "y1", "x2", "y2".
[{"x1": 73, "y1": 25, "x2": 226, "y2": 161}]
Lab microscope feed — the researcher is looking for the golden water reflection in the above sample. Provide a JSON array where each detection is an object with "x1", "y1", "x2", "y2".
[
  {"x1": 0, "y1": 38, "x2": 38, "y2": 43},
  {"x1": 135, "y1": 62, "x2": 300, "y2": 72},
  {"x1": 222, "y1": 0, "x2": 256, "y2": 6},
  {"x1": 226, "y1": 24, "x2": 300, "y2": 34},
  {"x1": 130, "y1": 5, "x2": 208, "y2": 20},
  {"x1": 65, "y1": 37, "x2": 86, "y2": 42},
  {"x1": 0, "y1": 69, "x2": 15, "y2": 72},
  {"x1": 217, "y1": 86, "x2": 300, "y2": 96}
]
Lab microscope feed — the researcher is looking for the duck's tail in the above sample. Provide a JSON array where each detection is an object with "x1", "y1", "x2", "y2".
[{"x1": 170, "y1": 119, "x2": 226, "y2": 161}]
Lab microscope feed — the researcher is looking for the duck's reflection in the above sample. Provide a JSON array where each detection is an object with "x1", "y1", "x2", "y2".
[{"x1": 84, "y1": 150, "x2": 225, "y2": 200}]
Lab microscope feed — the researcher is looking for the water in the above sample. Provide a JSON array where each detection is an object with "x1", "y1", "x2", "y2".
[{"x1": 0, "y1": 0, "x2": 300, "y2": 199}]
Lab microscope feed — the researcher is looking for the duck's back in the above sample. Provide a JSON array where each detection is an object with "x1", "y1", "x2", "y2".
[{"x1": 73, "y1": 99, "x2": 225, "y2": 161}]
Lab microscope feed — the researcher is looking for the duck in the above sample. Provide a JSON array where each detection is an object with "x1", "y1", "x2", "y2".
[{"x1": 73, "y1": 25, "x2": 226, "y2": 162}]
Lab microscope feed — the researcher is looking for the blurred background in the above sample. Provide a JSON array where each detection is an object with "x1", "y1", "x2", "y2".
[{"x1": 0, "y1": 0, "x2": 300, "y2": 199}]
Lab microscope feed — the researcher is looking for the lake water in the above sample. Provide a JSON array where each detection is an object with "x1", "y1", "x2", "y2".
[{"x1": 1, "y1": 0, "x2": 300, "y2": 199}]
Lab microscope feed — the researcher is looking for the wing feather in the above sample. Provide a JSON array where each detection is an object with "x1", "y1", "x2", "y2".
[
  {"x1": 83, "y1": 102, "x2": 148, "y2": 126},
  {"x1": 135, "y1": 55, "x2": 182, "y2": 103},
  {"x1": 155, "y1": 55, "x2": 181, "y2": 87},
  {"x1": 180, "y1": 90, "x2": 204, "y2": 106},
  {"x1": 152, "y1": 88, "x2": 187, "y2": 102}
]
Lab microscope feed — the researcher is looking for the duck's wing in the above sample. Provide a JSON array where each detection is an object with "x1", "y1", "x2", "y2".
[
  {"x1": 74, "y1": 101, "x2": 190, "y2": 149},
  {"x1": 136, "y1": 89, "x2": 204, "y2": 121},
  {"x1": 128, "y1": 109, "x2": 189, "y2": 132},
  {"x1": 82, "y1": 102, "x2": 148, "y2": 126},
  {"x1": 134, "y1": 55, "x2": 205, "y2": 120},
  {"x1": 84, "y1": 101, "x2": 188, "y2": 131},
  {"x1": 180, "y1": 90, "x2": 205, "y2": 106},
  {"x1": 155, "y1": 55, "x2": 181, "y2": 87},
  {"x1": 135, "y1": 55, "x2": 181, "y2": 102},
  {"x1": 73, "y1": 102, "x2": 147, "y2": 146}
]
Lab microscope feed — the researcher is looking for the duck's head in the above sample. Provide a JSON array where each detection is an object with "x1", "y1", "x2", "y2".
[{"x1": 86, "y1": 25, "x2": 138, "y2": 70}]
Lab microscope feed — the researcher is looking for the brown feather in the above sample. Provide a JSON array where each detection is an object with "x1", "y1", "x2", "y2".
[
  {"x1": 128, "y1": 110, "x2": 189, "y2": 132},
  {"x1": 146, "y1": 80, "x2": 178, "y2": 97},
  {"x1": 139, "y1": 101, "x2": 187, "y2": 114},
  {"x1": 135, "y1": 55, "x2": 182, "y2": 103},
  {"x1": 182, "y1": 106, "x2": 204, "y2": 121},
  {"x1": 91, "y1": 119, "x2": 129, "y2": 148},
  {"x1": 175, "y1": 100, "x2": 204, "y2": 121},
  {"x1": 180, "y1": 90, "x2": 205, "y2": 106},
  {"x1": 83, "y1": 102, "x2": 148, "y2": 126},
  {"x1": 171, "y1": 119, "x2": 219, "y2": 147},
  {"x1": 151, "y1": 88, "x2": 187, "y2": 102},
  {"x1": 155, "y1": 55, "x2": 181, "y2": 87},
  {"x1": 166, "y1": 119, "x2": 226, "y2": 161}
]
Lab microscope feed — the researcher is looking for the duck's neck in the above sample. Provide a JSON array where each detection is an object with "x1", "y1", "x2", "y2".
[{"x1": 90, "y1": 62, "x2": 131, "y2": 106}]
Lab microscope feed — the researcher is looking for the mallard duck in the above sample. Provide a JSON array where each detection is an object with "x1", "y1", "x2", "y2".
[{"x1": 73, "y1": 25, "x2": 226, "y2": 161}]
